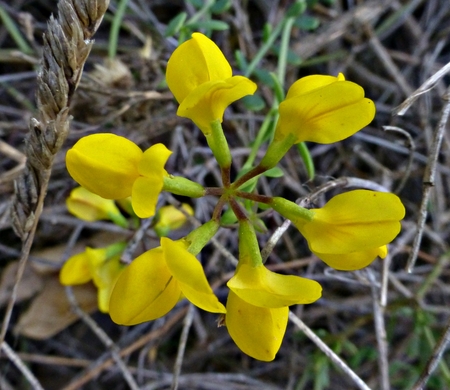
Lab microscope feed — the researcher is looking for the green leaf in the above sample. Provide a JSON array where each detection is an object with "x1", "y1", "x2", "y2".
[
  {"x1": 297, "y1": 142, "x2": 315, "y2": 180},
  {"x1": 254, "y1": 68, "x2": 274, "y2": 87},
  {"x1": 263, "y1": 167, "x2": 284, "y2": 178},
  {"x1": 295, "y1": 15, "x2": 320, "y2": 31},
  {"x1": 186, "y1": 0, "x2": 203, "y2": 9},
  {"x1": 164, "y1": 12, "x2": 188, "y2": 37},
  {"x1": 262, "y1": 23, "x2": 272, "y2": 42},
  {"x1": 235, "y1": 49, "x2": 248, "y2": 73},
  {"x1": 211, "y1": 0, "x2": 232, "y2": 14},
  {"x1": 286, "y1": 1, "x2": 307, "y2": 17},
  {"x1": 187, "y1": 20, "x2": 229, "y2": 31},
  {"x1": 242, "y1": 94, "x2": 265, "y2": 111},
  {"x1": 220, "y1": 208, "x2": 237, "y2": 225}
]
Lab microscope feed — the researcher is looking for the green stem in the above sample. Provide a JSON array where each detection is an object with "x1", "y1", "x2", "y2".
[
  {"x1": 185, "y1": 220, "x2": 219, "y2": 255},
  {"x1": 277, "y1": 12, "x2": 296, "y2": 87},
  {"x1": 244, "y1": 21, "x2": 285, "y2": 78},
  {"x1": 259, "y1": 133, "x2": 296, "y2": 170},
  {"x1": 271, "y1": 197, "x2": 314, "y2": 223},
  {"x1": 163, "y1": 175, "x2": 205, "y2": 197},
  {"x1": 205, "y1": 120, "x2": 232, "y2": 170},
  {"x1": 231, "y1": 165, "x2": 266, "y2": 190},
  {"x1": 235, "y1": 191, "x2": 273, "y2": 204},
  {"x1": 238, "y1": 220, "x2": 263, "y2": 268},
  {"x1": 297, "y1": 142, "x2": 315, "y2": 180},
  {"x1": 242, "y1": 107, "x2": 278, "y2": 171},
  {"x1": 109, "y1": 0, "x2": 130, "y2": 59},
  {"x1": 0, "y1": 6, "x2": 33, "y2": 54}
]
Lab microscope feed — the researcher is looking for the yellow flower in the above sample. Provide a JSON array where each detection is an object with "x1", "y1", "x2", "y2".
[
  {"x1": 60, "y1": 243, "x2": 126, "y2": 313},
  {"x1": 227, "y1": 263, "x2": 322, "y2": 308},
  {"x1": 294, "y1": 190, "x2": 405, "y2": 270},
  {"x1": 66, "y1": 133, "x2": 171, "y2": 218},
  {"x1": 166, "y1": 32, "x2": 256, "y2": 134},
  {"x1": 313, "y1": 246, "x2": 388, "y2": 271},
  {"x1": 66, "y1": 186, "x2": 128, "y2": 227},
  {"x1": 109, "y1": 237, "x2": 226, "y2": 325},
  {"x1": 154, "y1": 203, "x2": 194, "y2": 237},
  {"x1": 275, "y1": 73, "x2": 375, "y2": 144},
  {"x1": 224, "y1": 220, "x2": 321, "y2": 361},
  {"x1": 225, "y1": 291, "x2": 289, "y2": 362}
]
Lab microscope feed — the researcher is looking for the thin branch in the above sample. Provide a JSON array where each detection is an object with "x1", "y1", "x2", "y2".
[
  {"x1": 289, "y1": 311, "x2": 371, "y2": 390},
  {"x1": 65, "y1": 287, "x2": 140, "y2": 390},
  {"x1": 393, "y1": 60, "x2": 450, "y2": 116},
  {"x1": 1, "y1": 341, "x2": 45, "y2": 390},
  {"x1": 366, "y1": 269, "x2": 390, "y2": 390},
  {"x1": 411, "y1": 316, "x2": 450, "y2": 390},
  {"x1": 171, "y1": 304, "x2": 195, "y2": 390},
  {"x1": 406, "y1": 87, "x2": 450, "y2": 272}
]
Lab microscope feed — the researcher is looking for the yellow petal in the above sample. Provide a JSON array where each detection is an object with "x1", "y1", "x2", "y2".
[
  {"x1": 91, "y1": 255, "x2": 125, "y2": 313},
  {"x1": 177, "y1": 77, "x2": 257, "y2": 134},
  {"x1": 285, "y1": 74, "x2": 345, "y2": 98},
  {"x1": 66, "y1": 186, "x2": 122, "y2": 222},
  {"x1": 109, "y1": 248, "x2": 181, "y2": 325},
  {"x1": 226, "y1": 291, "x2": 288, "y2": 361},
  {"x1": 155, "y1": 203, "x2": 194, "y2": 236},
  {"x1": 166, "y1": 32, "x2": 232, "y2": 103},
  {"x1": 161, "y1": 238, "x2": 226, "y2": 314},
  {"x1": 314, "y1": 245, "x2": 387, "y2": 271},
  {"x1": 299, "y1": 190, "x2": 405, "y2": 254},
  {"x1": 131, "y1": 176, "x2": 163, "y2": 218},
  {"x1": 138, "y1": 143, "x2": 172, "y2": 178},
  {"x1": 60, "y1": 252, "x2": 92, "y2": 285},
  {"x1": 276, "y1": 79, "x2": 375, "y2": 144},
  {"x1": 66, "y1": 134, "x2": 142, "y2": 199},
  {"x1": 227, "y1": 264, "x2": 322, "y2": 308}
]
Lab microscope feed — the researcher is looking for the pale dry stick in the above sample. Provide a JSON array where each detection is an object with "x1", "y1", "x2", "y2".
[
  {"x1": 406, "y1": 87, "x2": 450, "y2": 272},
  {"x1": 382, "y1": 126, "x2": 415, "y2": 194},
  {"x1": 0, "y1": 341, "x2": 44, "y2": 390},
  {"x1": 64, "y1": 287, "x2": 140, "y2": 390},
  {"x1": 411, "y1": 315, "x2": 450, "y2": 390},
  {"x1": 121, "y1": 217, "x2": 154, "y2": 264},
  {"x1": 3, "y1": 0, "x2": 110, "y2": 345},
  {"x1": 393, "y1": 60, "x2": 450, "y2": 116},
  {"x1": 171, "y1": 304, "x2": 195, "y2": 390},
  {"x1": 288, "y1": 311, "x2": 372, "y2": 390},
  {"x1": 366, "y1": 269, "x2": 390, "y2": 390},
  {"x1": 261, "y1": 218, "x2": 291, "y2": 263},
  {"x1": 61, "y1": 307, "x2": 188, "y2": 390}
]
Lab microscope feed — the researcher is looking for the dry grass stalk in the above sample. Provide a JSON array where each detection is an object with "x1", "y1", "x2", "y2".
[
  {"x1": 11, "y1": 0, "x2": 110, "y2": 240},
  {"x1": 2, "y1": 0, "x2": 110, "y2": 347}
]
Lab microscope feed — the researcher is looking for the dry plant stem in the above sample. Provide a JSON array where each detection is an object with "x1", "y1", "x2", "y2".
[
  {"x1": 411, "y1": 315, "x2": 450, "y2": 390},
  {"x1": 0, "y1": 341, "x2": 45, "y2": 390},
  {"x1": 393, "y1": 60, "x2": 450, "y2": 116},
  {"x1": 406, "y1": 87, "x2": 450, "y2": 272},
  {"x1": 261, "y1": 218, "x2": 292, "y2": 263},
  {"x1": 382, "y1": 126, "x2": 415, "y2": 194},
  {"x1": 366, "y1": 269, "x2": 390, "y2": 390},
  {"x1": 65, "y1": 287, "x2": 140, "y2": 390},
  {"x1": 2, "y1": 0, "x2": 110, "y2": 345},
  {"x1": 171, "y1": 304, "x2": 195, "y2": 390},
  {"x1": 288, "y1": 311, "x2": 371, "y2": 390},
  {"x1": 61, "y1": 307, "x2": 188, "y2": 390}
]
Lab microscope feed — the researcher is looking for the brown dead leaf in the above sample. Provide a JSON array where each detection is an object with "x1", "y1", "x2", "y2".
[
  {"x1": 15, "y1": 276, "x2": 98, "y2": 340},
  {"x1": 0, "y1": 261, "x2": 43, "y2": 308}
]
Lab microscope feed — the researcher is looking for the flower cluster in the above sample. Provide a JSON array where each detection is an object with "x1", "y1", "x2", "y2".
[{"x1": 63, "y1": 32, "x2": 405, "y2": 361}]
